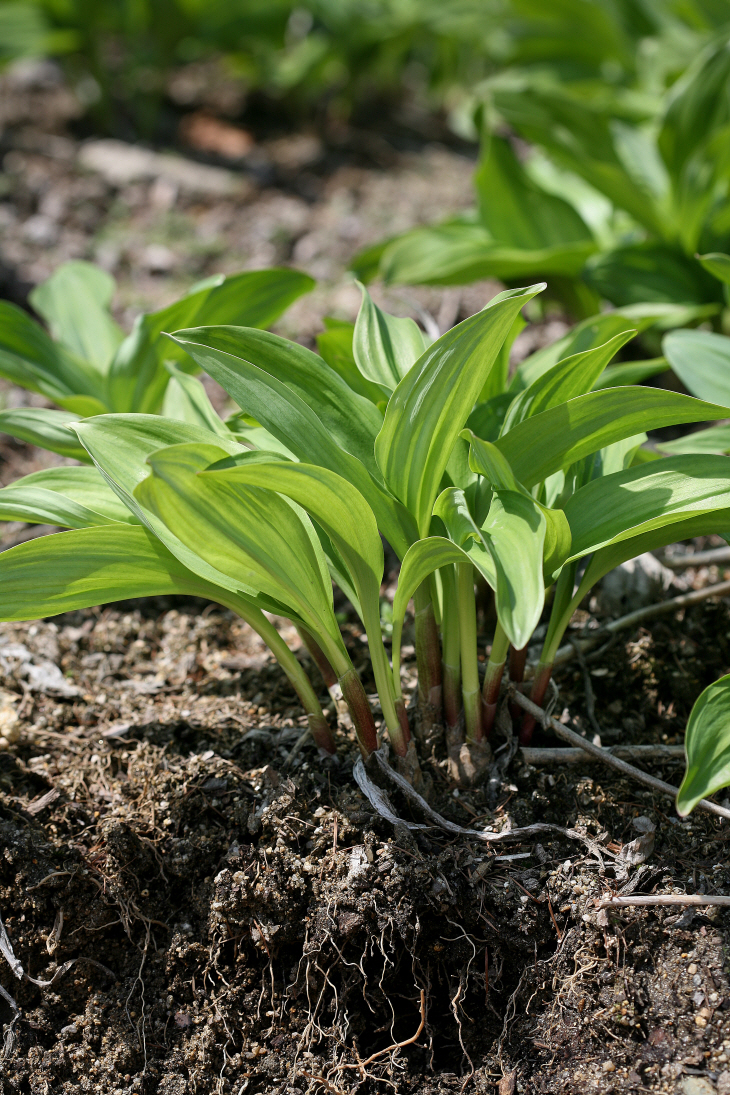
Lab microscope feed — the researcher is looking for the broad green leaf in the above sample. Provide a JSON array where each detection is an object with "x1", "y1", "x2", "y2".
[
  {"x1": 72, "y1": 414, "x2": 265, "y2": 600},
  {"x1": 481, "y1": 490, "x2": 547, "y2": 647},
  {"x1": 0, "y1": 408, "x2": 90, "y2": 462},
  {"x1": 135, "y1": 443, "x2": 346, "y2": 665},
  {"x1": 433, "y1": 488, "x2": 496, "y2": 581},
  {"x1": 377, "y1": 221, "x2": 593, "y2": 287},
  {"x1": 203, "y1": 457, "x2": 398, "y2": 714},
  {"x1": 564, "y1": 454, "x2": 730, "y2": 561},
  {"x1": 594, "y1": 357, "x2": 668, "y2": 389},
  {"x1": 0, "y1": 523, "x2": 228, "y2": 621},
  {"x1": 698, "y1": 252, "x2": 730, "y2": 287},
  {"x1": 316, "y1": 319, "x2": 384, "y2": 404},
  {"x1": 434, "y1": 486, "x2": 547, "y2": 648},
  {"x1": 353, "y1": 283, "x2": 426, "y2": 392},
  {"x1": 161, "y1": 363, "x2": 230, "y2": 437},
  {"x1": 512, "y1": 303, "x2": 708, "y2": 392},
  {"x1": 171, "y1": 325, "x2": 382, "y2": 474},
  {"x1": 501, "y1": 331, "x2": 634, "y2": 433},
  {"x1": 203, "y1": 459, "x2": 384, "y2": 627},
  {"x1": 29, "y1": 261, "x2": 123, "y2": 370},
  {"x1": 658, "y1": 425, "x2": 730, "y2": 455},
  {"x1": 375, "y1": 283, "x2": 544, "y2": 535},
  {"x1": 663, "y1": 328, "x2": 730, "y2": 406},
  {"x1": 495, "y1": 387, "x2": 730, "y2": 488},
  {"x1": 474, "y1": 135, "x2": 594, "y2": 251},
  {"x1": 584, "y1": 243, "x2": 717, "y2": 307},
  {"x1": 0, "y1": 465, "x2": 138, "y2": 527},
  {"x1": 0, "y1": 486, "x2": 118, "y2": 529},
  {"x1": 0, "y1": 302, "x2": 107, "y2": 408},
  {"x1": 166, "y1": 334, "x2": 416, "y2": 556},
  {"x1": 391, "y1": 536, "x2": 477, "y2": 681},
  {"x1": 677, "y1": 676, "x2": 730, "y2": 816},
  {"x1": 107, "y1": 268, "x2": 314, "y2": 414},
  {"x1": 462, "y1": 431, "x2": 523, "y2": 492}
]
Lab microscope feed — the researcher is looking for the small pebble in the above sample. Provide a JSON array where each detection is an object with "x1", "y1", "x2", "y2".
[
  {"x1": 689, "y1": 963, "x2": 699, "y2": 975},
  {"x1": 602, "y1": 1061, "x2": 616, "y2": 1073}
]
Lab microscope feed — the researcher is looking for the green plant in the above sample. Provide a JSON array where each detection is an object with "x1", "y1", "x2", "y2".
[
  {"x1": 3, "y1": 281, "x2": 730, "y2": 782},
  {"x1": 0, "y1": 260, "x2": 313, "y2": 458},
  {"x1": 355, "y1": 27, "x2": 730, "y2": 318}
]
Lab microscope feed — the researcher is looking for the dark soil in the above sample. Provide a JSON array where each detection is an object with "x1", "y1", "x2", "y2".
[{"x1": 1, "y1": 585, "x2": 730, "y2": 1095}]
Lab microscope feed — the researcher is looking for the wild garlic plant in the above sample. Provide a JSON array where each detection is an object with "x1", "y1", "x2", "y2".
[
  {"x1": 0, "y1": 259, "x2": 313, "y2": 458},
  {"x1": 2, "y1": 280, "x2": 730, "y2": 785}
]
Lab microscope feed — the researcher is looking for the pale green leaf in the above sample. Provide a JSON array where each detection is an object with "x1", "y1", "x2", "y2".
[
  {"x1": 29, "y1": 261, "x2": 122, "y2": 370},
  {"x1": 0, "y1": 523, "x2": 227, "y2": 621},
  {"x1": 353, "y1": 283, "x2": 426, "y2": 392},
  {"x1": 501, "y1": 331, "x2": 635, "y2": 433},
  {"x1": 375, "y1": 283, "x2": 544, "y2": 535},
  {"x1": 0, "y1": 407, "x2": 90, "y2": 462},
  {"x1": 495, "y1": 388, "x2": 730, "y2": 488},
  {"x1": 677, "y1": 675, "x2": 730, "y2": 816}
]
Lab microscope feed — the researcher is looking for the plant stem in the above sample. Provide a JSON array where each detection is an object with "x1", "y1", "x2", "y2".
[
  {"x1": 507, "y1": 643, "x2": 528, "y2": 718},
  {"x1": 482, "y1": 619, "x2": 510, "y2": 737},
  {"x1": 413, "y1": 581, "x2": 443, "y2": 735},
  {"x1": 440, "y1": 565, "x2": 462, "y2": 729},
  {"x1": 338, "y1": 667, "x2": 379, "y2": 757},
  {"x1": 222, "y1": 596, "x2": 336, "y2": 755},
  {"x1": 520, "y1": 561, "x2": 577, "y2": 745},
  {"x1": 457, "y1": 562, "x2": 481, "y2": 742},
  {"x1": 518, "y1": 660, "x2": 553, "y2": 745}
]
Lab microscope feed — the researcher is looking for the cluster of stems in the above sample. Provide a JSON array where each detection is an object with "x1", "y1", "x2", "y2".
[{"x1": 239, "y1": 553, "x2": 589, "y2": 764}]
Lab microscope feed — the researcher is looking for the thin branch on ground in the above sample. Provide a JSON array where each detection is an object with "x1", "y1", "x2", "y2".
[
  {"x1": 599, "y1": 894, "x2": 730, "y2": 909},
  {"x1": 509, "y1": 686, "x2": 730, "y2": 821},
  {"x1": 661, "y1": 546, "x2": 730, "y2": 569},
  {"x1": 549, "y1": 578, "x2": 730, "y2": 669},
  {"x1": 521, "y1": 744, "x2": 685, "y2": 765}
]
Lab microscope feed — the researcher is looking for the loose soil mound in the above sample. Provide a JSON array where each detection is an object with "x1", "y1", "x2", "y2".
[{"x1": 2, "y1": 594, "x2": 730, "y2": 1094}]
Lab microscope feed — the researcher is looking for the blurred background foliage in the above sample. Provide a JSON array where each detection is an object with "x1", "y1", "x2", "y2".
[
  {"x1": 0, "y1": 0, "x2": 727, "y2": 141},
  {"x1": 2, "y1": 0, "x2": 730, "y2": 320}
]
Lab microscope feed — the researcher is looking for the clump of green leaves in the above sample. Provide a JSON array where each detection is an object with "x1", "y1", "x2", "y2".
[
  {"x1": 4, "y1": 276, "x2": 730, "y2": 807},
  {"x1": 0, "y1": 260, "x2": 313, "y2": 458},
  {"x1": 355, "y1": 32, "x2": 730, "y2": 318}
]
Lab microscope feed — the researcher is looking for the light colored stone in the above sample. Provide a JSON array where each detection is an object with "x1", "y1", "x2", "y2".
[
  {"x1": 599, "y1": 551, "x2": 675, "y2": 616},
  {"x1": 682, "y1": 1078, "x2": 716, "y2": 1095},
  {"x1": 601, "y1": 1061, "x2": 616, "y2": 1073},
  {"x1": 78, "y1": 139, "x2": 252, "y2": 198},
  {"x1": 716, "y1": 1070, "x2": 730, "y2": 1095}
]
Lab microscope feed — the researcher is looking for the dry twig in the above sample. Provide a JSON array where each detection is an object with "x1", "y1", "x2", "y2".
[
  {"x1": 550, "y1": 578, "x2": 730, "y2": 669},
  {"x1": 599, "y1": 894, "x2": 730, "y2": 909},
  {"x1": 509, "y1": 687, "x2": 730, "y2": 821},
  {"x1": 521, "y1": 744, "x2": 684, "y2": 766}
]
